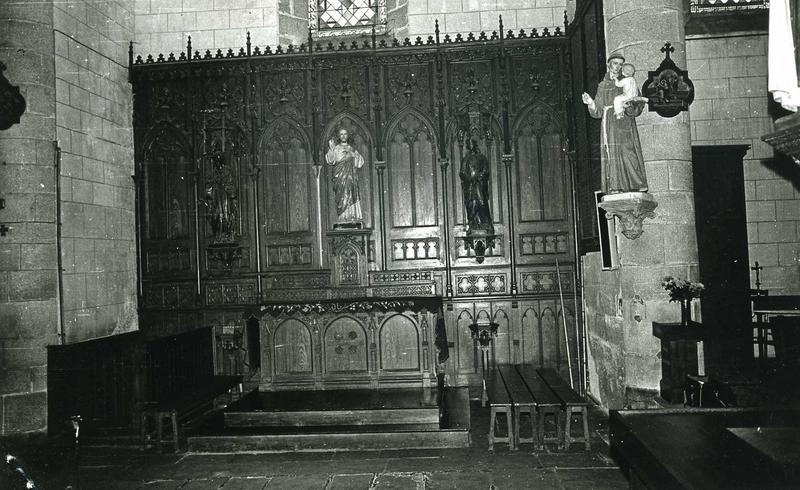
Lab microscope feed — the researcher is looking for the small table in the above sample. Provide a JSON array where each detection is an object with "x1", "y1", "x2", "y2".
[
  {"x1": 752, "y1": 296, "x2": 800, "y2": 368},
  {"x1": 652, "y1": 322, "x2": 705, "y2": 404}
]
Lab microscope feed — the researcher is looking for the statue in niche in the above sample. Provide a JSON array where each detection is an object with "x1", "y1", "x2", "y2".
[
  {"x1": 460, "y1": 139, "x2": 494, "y2": 236},
  {"x1": 581, "y1": 53, "x2": 649, "y2": 194},
  {"x1": 202, "y1": 140, "x2": 238, "y2": 243},
  {"x1": 326, "y1": 128, "x2": 365, "y2": 228}
]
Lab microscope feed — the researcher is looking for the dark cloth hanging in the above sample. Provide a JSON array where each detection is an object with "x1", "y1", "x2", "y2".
[{"x1": 435, "y1": 307, "x2": 449, "y2": 364}]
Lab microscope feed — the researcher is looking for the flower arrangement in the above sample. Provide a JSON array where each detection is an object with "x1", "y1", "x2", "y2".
[{"x1": 661, "y1": 276, "x2": 704, "y2": 302}]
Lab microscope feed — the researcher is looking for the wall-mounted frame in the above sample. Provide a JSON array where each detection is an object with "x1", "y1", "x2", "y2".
[{"x1": 595, "y1": 191, "x2": 618, "y2": 270}]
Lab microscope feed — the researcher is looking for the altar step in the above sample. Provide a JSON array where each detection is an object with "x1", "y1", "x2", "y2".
[
  {"x1": 226, "y1": 408, "x2": 440, "y2": 427},
  {"x1": 224, "y1": 388, "x2": 440, "y2": 428},
  {"x1": 187, "y1": 426, "x2": 469, "y2": 452},
  {"x1": 186, "y1": 387, "x2": 470, "y2": 452}
]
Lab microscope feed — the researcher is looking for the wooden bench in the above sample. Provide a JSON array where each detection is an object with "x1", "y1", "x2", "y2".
[
  {"x1": 537, "y1": 368, "x2": 590, "y2": 450},
  {"x1": 516, "y1": 365, "x2": 562, "y2": 449},
  {"x1": 497, "y1": 366, "x2": 538, "y2": 450},
  {"x1": 485, "y1": 368, "x2": 514, "y2": 451}
]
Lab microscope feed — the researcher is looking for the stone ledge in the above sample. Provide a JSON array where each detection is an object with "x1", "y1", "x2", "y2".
[
  {"x1": 762, "y1": 113, "x2": 800, "y2": 163},
  {"x1": 599, "y1": 192, "x2": 658, "y2": 240}
]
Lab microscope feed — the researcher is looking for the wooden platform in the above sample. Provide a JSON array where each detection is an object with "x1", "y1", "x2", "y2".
[
  {"x1": 187, "y1": 387, "x2": 470, "y2": 452},
  {"x1": 610, "y1": 408, "x2": 800, "y2": 488},
  {"x1": 225, "y1": 389, "x2": 440, "y2": 427}
]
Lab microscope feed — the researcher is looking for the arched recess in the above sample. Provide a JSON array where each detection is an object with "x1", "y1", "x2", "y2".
[
  {"x1": 324, "y1": 316, "x2": 368, "y2": 373},
  {"x1": 379, "y1": 314, "x2": 420, "y2": 371},
  {"x1": 273, "y1": 318, "x2": 313, "y2": 375},
  {"x1": 258, "y1": 118, "x2": 314, "y2": 237},
  {"x1": 445, "y1": 116, "x2": 505, "y2": 229},
  {"x1": 321, "y1": 112, "x2": 375, "y2": 230},
  {"x1": 492, "y1": 308, "x2": 511, "y2": 365},
  {"x1": 513, "y1": 102, "x2": 568, "y2": 222},
  {"x1": 540, "y1": 304, "x2": 560, "y2": 368},
  {"x1": 520, "y1": 307, "x2": 541, "y2": 366},
  {"x1": 140, "y1": 123, "x2": 192, "y2": 242},
  {"x1": 456, "y1": 309, "x2": 475, "y2": 372},
  {"x1": 384, "y1": 109, "x2": 439, "y2": 229}
]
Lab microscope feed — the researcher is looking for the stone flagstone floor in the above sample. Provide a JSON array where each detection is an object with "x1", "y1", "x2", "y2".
[{"x1": 7, "y1": 402, "x2": 628, "y2": 489}]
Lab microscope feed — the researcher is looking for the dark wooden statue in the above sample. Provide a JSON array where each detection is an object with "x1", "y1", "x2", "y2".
[
  {"x1": 459, "y1": 140, "x2": 494, "y2": 237},
  {"x1": 203, "y1": 140, "x2": 238, "y2": 243}
]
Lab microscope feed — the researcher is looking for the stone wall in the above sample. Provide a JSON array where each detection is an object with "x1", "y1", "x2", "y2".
[
  {"x1": 278, "y1": 0, "x2": 306, "y2": 45},
  {"x1": 687, "y1": 33, "x2": 800, "y2": 295},
  {"x1": 407, "y1": 0, "x2": 567, "y2": 38},
  {"x1": 0, "y1": 0, "x2": 58, "y2": 434},
  {"x1": 55, "y1": 0, "x2": 138, "y2": 342},
  {"x1": 134, "y1": 0, "x2": 279, "y2": 58}
]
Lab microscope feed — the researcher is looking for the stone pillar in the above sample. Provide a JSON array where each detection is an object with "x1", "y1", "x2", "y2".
[
  {"x1": 0, "y1": 0, "x2": 58, "y2": 434},
  {"x1": 584, "y1": 1, "x2": 699, "y2": 409}
]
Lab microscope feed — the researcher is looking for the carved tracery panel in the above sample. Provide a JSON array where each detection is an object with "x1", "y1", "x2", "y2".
[
  {"x1": 141, "y1": 126, "x2": 192, "y2": 242},
  {"x1": 387, "y1": 112, "x2": 438, "y2": 229},
  {"x1": 260, "y1": 120, "x2": 314, "y2": 236},
  {"x1": 514, "y1": 105, "x2": 567, "y2": 222}
]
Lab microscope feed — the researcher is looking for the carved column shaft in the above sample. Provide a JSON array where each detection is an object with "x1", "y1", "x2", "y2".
[
  {"x1": 502, "y1": 154, "x2": 517, "y2": 295},
  {"x1": 376, "y1": 162, "x2": 388, "y2": 269},
  {"x1": 439, "y1": 158, "x2": 454, "y2": 297}
]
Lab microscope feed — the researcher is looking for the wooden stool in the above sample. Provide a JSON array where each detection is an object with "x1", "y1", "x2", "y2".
[
  {"x1": 140, "y1": 406, "x2": 179, "y2": 453},
  {"x1": 514, "y1": 404, "x2": 538, "y2": 449},
  {"x1": 538, "y1": 405, "x2": 562, "y2": 448},
  {"x1": 489, "y1": 405, "x2": 514, "y2": 451},
  {"x1": 486, "y1": 368, "x2": 515, "y2": 451},
  {"x1": 563, "y1": 405, "x2": 590, "y2": 450}
]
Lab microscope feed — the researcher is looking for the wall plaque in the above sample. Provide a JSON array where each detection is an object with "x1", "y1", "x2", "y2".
[{"x1": 642, "y1": 43, "x2": 695, "y2": 118}]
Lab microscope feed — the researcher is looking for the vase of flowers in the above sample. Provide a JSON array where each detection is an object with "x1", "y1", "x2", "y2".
[{"x1": 662, "y1": 276, "x2": 705, "y2": 326}]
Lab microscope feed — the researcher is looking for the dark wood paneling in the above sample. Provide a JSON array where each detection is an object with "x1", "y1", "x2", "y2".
[
  {"x1": 47, "y1": 332, "x2": 143, "y2": 434},
  {"x1": 132, "y1": 30, "x2": 581, "y2": 389}
]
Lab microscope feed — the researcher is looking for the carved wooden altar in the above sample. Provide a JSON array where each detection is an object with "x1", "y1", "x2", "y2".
[
  {"x1": 252, "y1": 298, "x2": 441, "y2": 390},
  {"x1": 131, "y1": 19, "x2": 582, "y2": 392}
]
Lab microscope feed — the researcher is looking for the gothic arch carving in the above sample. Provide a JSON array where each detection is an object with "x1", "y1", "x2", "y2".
[
  {"x1": 383, "y1": 108, "x2": 438, "y2": 151},
  {"x1": 258, "y1": 118, "x2": 315, "y2": 237},
  {"x1": 379, "y1": 313, "x2": 420, "y2": 371},
  {"x1": 511, "y1": 101, "x2": 564, "y2": 137},
  {"x1": 513, "y1": 101, "x2": 568, "y2": 222},
  {"x1": 273, "y1": 318, "x2": 314, "y2": 375},
  {"x1": 139, "y1": 122, "x2": 191, "y2": 167},
  {"x1": 384, "y1": 110, "x2": 439, "y2": 229},
  {"x1": 321, "y1": 111, "x2": 375, "y2": 156}
]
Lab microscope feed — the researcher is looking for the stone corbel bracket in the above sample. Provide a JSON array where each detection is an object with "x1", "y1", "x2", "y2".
[{"x1": 598, "y1": 192, "x2": 658, "y2": 240}]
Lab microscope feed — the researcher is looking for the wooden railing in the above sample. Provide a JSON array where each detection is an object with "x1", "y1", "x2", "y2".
[
  {"x1": 48, "y1": 331, "x2": 143, "y2": 434},
  {"x1": 47, "y1": 327, "x2": 217, "y2": 435}
]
